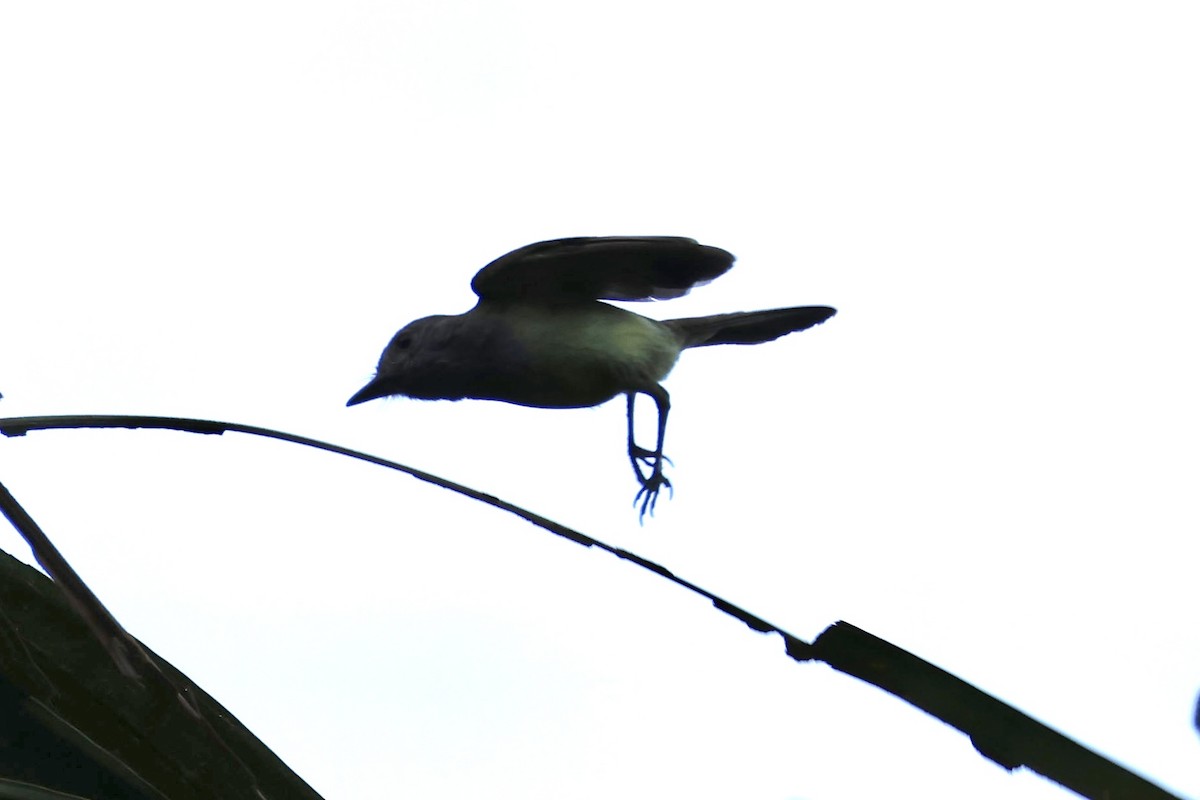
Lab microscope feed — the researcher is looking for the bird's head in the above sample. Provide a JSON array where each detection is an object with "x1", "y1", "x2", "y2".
[{"x1": 346, "y1": 315, "x2": 460, "y2": 406}]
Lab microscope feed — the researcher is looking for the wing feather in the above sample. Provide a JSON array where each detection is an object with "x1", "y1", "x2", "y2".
[{"x1": 470, "y1": 236, "x2": 734, "y2": 302}]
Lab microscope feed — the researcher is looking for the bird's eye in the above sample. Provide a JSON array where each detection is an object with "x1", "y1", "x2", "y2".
[{"x1": 394, "y1": 335, "x2": 412, "y2": 350}]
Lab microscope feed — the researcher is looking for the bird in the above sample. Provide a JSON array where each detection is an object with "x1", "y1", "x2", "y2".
[{"x1": 347, "y1": 236, "x2": 836, "y2": 518}]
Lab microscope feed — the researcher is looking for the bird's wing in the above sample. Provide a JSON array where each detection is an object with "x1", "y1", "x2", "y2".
[{"x1": 470, "y1": 237, "x2": 735, "y2": 302}]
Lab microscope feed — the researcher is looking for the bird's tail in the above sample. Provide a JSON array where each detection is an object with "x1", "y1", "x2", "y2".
[{"x1": 664, "y1": 306, "x2": 836, "y2": 348}]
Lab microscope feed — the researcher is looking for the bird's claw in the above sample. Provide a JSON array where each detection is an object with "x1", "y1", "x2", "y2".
[
  {"x1": 633, "y1": 473, "x2": 673, "y2": 521},
  {"x1": 631, "y1": 450, "x2": 673, "y2": 521}
]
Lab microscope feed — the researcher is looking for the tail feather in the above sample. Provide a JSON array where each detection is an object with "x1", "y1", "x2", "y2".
[{"x1": 665, "y1": 306, "x2": 836, "y2": 348}]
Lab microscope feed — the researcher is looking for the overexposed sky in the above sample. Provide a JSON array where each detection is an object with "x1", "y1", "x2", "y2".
[{"x1": 2, "y1": 3, "x2": 1198, "y2": 798}]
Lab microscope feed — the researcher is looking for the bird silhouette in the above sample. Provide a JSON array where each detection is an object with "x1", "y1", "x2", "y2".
[{"x1": 348, "y1": 236, "x2": 835, "y2": 519}]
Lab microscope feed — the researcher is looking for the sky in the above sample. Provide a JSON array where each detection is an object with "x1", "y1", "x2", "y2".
[{"x1": 1, "y1": 2, "x2": 1198, "y2": 799}]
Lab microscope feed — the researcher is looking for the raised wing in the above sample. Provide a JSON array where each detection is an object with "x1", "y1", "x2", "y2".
[{"x1": 470, "y1": 236, "x2": 735, "y2": 302}]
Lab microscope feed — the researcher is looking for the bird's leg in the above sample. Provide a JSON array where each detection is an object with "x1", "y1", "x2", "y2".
[
  {"x1": 626, "y1": 387, "x2": 673, "y2": 519},
  {"x1": 626, "y1": 391, "x2": 668, "y2": 482}
]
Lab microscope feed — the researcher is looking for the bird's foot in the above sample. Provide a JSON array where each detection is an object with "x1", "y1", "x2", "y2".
[{"x1": 632, "y1": 458, "x2": 673, "y2": 522}]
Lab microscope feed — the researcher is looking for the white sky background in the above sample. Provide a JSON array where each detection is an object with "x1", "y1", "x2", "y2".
[{"x1": 1, "y1": 2, "x2": 1198, "y2": 798}]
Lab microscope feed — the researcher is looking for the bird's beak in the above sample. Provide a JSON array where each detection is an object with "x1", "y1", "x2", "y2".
[{"x1": 346, "y1": 377, "x2": 392, "y2": 407}]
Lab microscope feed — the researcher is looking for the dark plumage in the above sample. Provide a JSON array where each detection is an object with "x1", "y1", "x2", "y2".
[{"x1": 349, "y1": 236, "x2": 836, "y2": 519}]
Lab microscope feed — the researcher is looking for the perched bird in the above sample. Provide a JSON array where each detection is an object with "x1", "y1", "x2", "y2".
[{"x1": 347, "y1": 236, "x2": 835, "y2": 518}]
